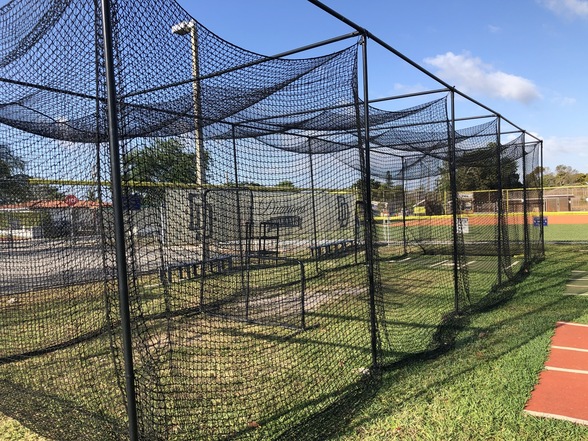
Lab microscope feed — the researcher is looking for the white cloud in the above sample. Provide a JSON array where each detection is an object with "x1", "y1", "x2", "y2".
[
  {"x1": 542, "y1": 136, "x2": 588, "y2": 170},
  {"x1": 544, "y1": 136, "x2": 588, "y2": 154},
  {"x1": 540, "y1": 0, "x2": 588, "y2": 18},
  {"x1": 424, "y1": 52, "x2": 542, "y2": 104},
  {"x1": 551, "y1": 94, "x2": 577, "y2": 106},
  {"x1": 487, "y1": 24, "x2": 502, "y2": 33}
]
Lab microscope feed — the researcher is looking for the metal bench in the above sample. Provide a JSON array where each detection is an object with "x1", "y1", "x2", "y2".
[
  {"x1": 309, "y1": 239, "x2": 356, "y2": 258},
  {"x1": 161, "y1": 255, "x2": 234, "y2": 283}
]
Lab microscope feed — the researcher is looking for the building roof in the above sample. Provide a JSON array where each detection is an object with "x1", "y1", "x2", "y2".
[{"x1": 0, "y1": 200, "x2": 109, "y2": 210}]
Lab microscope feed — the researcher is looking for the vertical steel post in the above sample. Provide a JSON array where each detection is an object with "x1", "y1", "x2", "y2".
[
  {"x1": 360, "y1": 34, "x2": 379, "y2": 368},
  {"x1": 401, "y1": 157, "x2": 407, "y2": 255},
  {"x1": 231, "y1": 125, "x2": 240, "y2": 189},
  {"x1": 521, "y1": 133, "x2": 530, "y2": 265},
  {"x1": 189, "y1": 23, "x2": 205, "y2": 188},
  {"x1": 231, "y1": 126, "x2": 250, "y2": 320},
  {"x1": 300, "y1": 260, "x2": 306, "y2": 330},
  {"x1": 449, "y1": 91, "x2": 461, "y2": 313},
  {"x1": 172, "y1": 20, "x2": 207, "y2": 306},
  {"x1": 308, "y1": 139, "x2": 320, "y2": 274},
  {"x1": 171, "y1": 20, "x2": 205, "y2": 186},
  {"x1": 99, "y1": 1, "x2": 139, "y2": 440},
  {"x1": 496, "y1": 118, "x2": 503, "y2": 285},
  {"x1": 540, "y1": 140, "x2": 545, "y2": 256}
]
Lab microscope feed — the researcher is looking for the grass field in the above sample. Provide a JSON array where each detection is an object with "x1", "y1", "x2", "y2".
[
  {"x1": 1, "y1": 240, "x2": 587, "y2": 440},
  {"x1": 0, "y1": 256, "x2": 373, "y2": 440},
  {"x1": 332, "y1": 243, "x2": 588, "y2": 441},
  {"x1": 377, "y1": 212, "x2": 588, "y2": 244},
  {"x1": 544, "y1": 223, "x2": 588, "y2": 242}
]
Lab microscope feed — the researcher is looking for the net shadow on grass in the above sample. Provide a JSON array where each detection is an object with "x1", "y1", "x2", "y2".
[
  {"x1": 336, "y1": 250, "x2": 587, "y2": 439},
  {"x1": 272, "y1": 373, "x2": 381, "y2": 441},
  {"x1": 0, "y1": 379, "x2": 127, "y2": 441}
]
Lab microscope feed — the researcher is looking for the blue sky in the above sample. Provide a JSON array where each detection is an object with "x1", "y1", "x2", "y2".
[{"x1": 176, "y1": 0, "x2": 588, "y2": 173}]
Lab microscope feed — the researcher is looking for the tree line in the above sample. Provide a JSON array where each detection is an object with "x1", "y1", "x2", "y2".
[
  {"x1": 0, "y1": 144, "x2": 63, "y2": 204},
  {"x1": 1, "y1": 139, "x2": 585, "y2": 205},
  {"x1": 541, "y1": 165, "x2": 587, "y2": 188}
]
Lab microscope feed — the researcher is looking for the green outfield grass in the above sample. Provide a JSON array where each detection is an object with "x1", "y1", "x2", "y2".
[
  {"x1": 543, "y1": 223, "x2": 588, "y2": 242},
  {"x1": 376, "y1": 215, "x2": 588, "y2": 243}
]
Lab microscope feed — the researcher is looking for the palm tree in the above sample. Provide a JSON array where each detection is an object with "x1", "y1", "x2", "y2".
[
  {"x1": 0, "y1": 144, "x2": 24, "y2": 179},
  {"x1": 0, "y1": 144, "x2": 26, "y2": 203}
]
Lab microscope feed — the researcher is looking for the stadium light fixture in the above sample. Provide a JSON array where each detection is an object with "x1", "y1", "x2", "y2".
[{"x1": 171, "y1": 20, "x2": 194, "y2": 36}]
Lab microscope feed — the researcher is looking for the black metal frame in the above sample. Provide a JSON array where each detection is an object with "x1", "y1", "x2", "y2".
[
  {"x1": 307, "y1": 0, "x2": 543, "y2": 356},
  {"x1": 99, "y1": 1, "x2": 139, "y2": 440},
  {"x1": 94, "y1": 0, "x2": 546, "y2": 437}
]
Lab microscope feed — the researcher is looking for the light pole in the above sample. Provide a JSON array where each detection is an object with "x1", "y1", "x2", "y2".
[
  {"x1": 171, "y1": 20, "x2": 204, "y2": 187},
  {"x1": 172, "y1": 19, "x2": 207, "y2": 256}
]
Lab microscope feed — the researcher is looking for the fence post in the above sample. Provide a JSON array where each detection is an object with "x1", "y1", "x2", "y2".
[
  {"x1": 99, "y1": 1, "x2": 139, "y2": 440},
  {"x1": 401, "y1": 157, "x2": 407, "y2": 255},
  {"x1": 308, "y1": 139, "x2": 320, "y2": 275},
  {"x1": 448, "y1": 90, "x2": 461, "y2": 313},
  {"x1": 522, "y1": 134, "x2": 530, "y2": 266},
  {"x1": 496, "y1": 119, "x2": 503, "y2": 286},
  {"x1": 540, "y1": 140, "x2": 545, "y2": 256},
  {"x1": 359, "y1": 34, "x2": 379, "y2": 368}
]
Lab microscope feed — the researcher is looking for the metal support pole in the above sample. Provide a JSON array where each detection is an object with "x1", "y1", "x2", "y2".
[
  {"x1": 540, "y1": 140, "x2": 545, "y2": 256},
  {"x1": 231, "y1": 126, "x2": 250, "y2": 319},
  {"x1": 172, "y1": 21, "x2": 207, "y2": 289},
  {"x1": 448, "y1": 91, "x2": 461, "y2": 313},
  {"x1": 521, "y1": 133, "x2": 530, "y2": 266},
  {"x1": 401, "y1": 157, "x2": 407, "y2": 255},
  {"x1": 199, "y1": 191, "x2": 208, "y2": 307},
  {"x1": 171, "y1": 20, "x2": 205, "y2": 186},
  {"x1": 190, "y1": 25, "x2": 205, "y2": 187},
  {"x1": 496, "y1": 119, "x2": 503, "y2": 285},
  {"x1": 231, "y1": 126, "x2": 240, "y2": 188},
  {"x1": 99, "y1": 1, "x2": 139, "y2": 440},
  {"x1": 359, "y1": 35, "x2": 379, "y2": 368},
  {"x1": 299, "y1": 260, "x2": 307, "y2": 330},
  {"x1": 308, "y1": 139, "x2": 320, "y2": 274}
]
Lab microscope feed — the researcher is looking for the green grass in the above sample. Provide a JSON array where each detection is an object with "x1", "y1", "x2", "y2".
[
  {"x1": 377, "y1": 215, "x2": 588, "y2": 244},
  {"x1": 544, "y1": 223, "x2": 588, "y2": 242},
  {"x1": 376, "y1": 216, "x2": 588, "y2": 242},
  {"x1": 2, "y1": 245, "x2": 587, "y2": 440},
  {"x1": 333, "y1": 244, "x2": 588, "y2": 440},
  {"x1": 0, "y1": 261, "x2": 372, "y2": 440}
]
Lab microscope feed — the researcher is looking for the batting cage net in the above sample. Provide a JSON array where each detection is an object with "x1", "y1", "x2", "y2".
[{"x1": 0, "y1": 0, "x2": 543, "y2": 439}]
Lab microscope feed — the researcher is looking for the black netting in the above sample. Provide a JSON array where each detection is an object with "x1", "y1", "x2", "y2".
[
  {"x1": 0, "y1": 0, "x2": 543, "y2": 440},
  {"x1": 524, "y1": 140, "x2": 544, "y2": 261}
]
